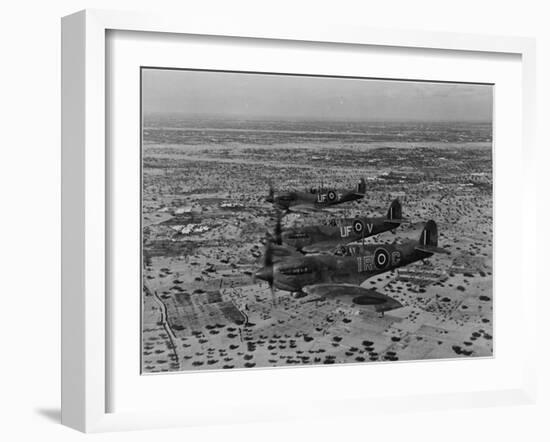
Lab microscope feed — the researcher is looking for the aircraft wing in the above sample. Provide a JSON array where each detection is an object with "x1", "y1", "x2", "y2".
[
  {"x1": 288, "y1": 204, "x2": 326, "y2": 213},
  {"x1": 383, "y1": 218, "x2": 409, "y2": 225},
  {"x1": 290, "y1": 204, "x2": 349, "y2": 214},
  {"x1": 301, "y1": 241, "x2": 340, "y2": 254},
  {"x1": 414, "y1": 245, "x2": 451, "y2": 255},
  {"x1": 302, "y1": 283, "x2": 403, "y2": 313}
]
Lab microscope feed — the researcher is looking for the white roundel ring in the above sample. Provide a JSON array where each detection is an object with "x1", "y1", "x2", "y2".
[
  {"x1": 353, "y1": 219, "x2": 364, "y2": 233},
  {"x1": 374, "y1": 248, "x2": 390, "y2": 269},
  {"x1": 328, "y1": 191, "x2": 336, "y2": 201}
]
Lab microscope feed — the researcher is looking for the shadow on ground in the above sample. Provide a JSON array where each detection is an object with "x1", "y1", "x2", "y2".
[{"x1": 35, "y1": 408, "x2": 61, "y2": 423}]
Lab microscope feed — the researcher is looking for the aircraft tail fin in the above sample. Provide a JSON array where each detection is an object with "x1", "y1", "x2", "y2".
[
  {"x1": 386, "y1": 199, "x2": 402, "y2": 221},
  {"x1": 415, "y1": 220, "x2": 450, "y2": 254},
  {"x1": 356, "y1": 178, "x2": 366, "y2": 195},
  {"x1": 419, "y1": 220, "x2": 438, "y2": 247}
]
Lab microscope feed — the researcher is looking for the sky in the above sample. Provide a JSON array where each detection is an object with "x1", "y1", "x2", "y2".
[{"x1": 142, "y1": 69, "x2": 493, "y2": 122}]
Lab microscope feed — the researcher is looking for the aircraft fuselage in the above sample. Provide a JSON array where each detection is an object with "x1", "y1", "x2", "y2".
[
  {"x1": 263, "y1": 241, "x2": 431, "y2": 292},
  {"x1": 282, "y1": 217, "x2": 399, "y2": 251},
  {"x1": 273, "y1": 188, "x2": 363, "y2": 211}
]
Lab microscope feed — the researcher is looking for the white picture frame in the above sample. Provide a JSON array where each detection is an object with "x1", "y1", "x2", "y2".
[{"x1": 61, "y1": 9, "x2": 537, "y2": 433}]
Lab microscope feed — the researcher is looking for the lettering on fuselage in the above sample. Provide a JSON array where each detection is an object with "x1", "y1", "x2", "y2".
[
  {"x1": 340, "y1": 225, "x2": 353, "y2": 237},
  {"x1": 357, "y1": 254, "x2": 374, "y2": 272},
  {"x1": 317, "y1": 191, "x2": 342, "y2": 203},
  {"x1": 391, "y1": 251, "x2": 401, "y2": 265},
  {"x1": 341, "y1": 220, "x2": 374, "y2": 237},
  {"x1": 356, "y1": 247, "x2": 400, "y2": 273}
]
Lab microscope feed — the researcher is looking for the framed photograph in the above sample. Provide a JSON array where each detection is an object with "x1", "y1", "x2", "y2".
[{"x1": 61, "y1": 9, "x2": 537, "y2": 432}]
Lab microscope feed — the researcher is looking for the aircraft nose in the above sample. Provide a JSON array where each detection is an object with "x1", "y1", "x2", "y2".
[{"x1": 255, "y1": 266, "x2": 271, "y2": 282}]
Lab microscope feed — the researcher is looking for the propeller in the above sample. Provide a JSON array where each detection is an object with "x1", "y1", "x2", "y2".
[
  {"x1": 263, "y1": 209, "x2": 283, "y2": 246},
  {"x1": 274, "y1": 209, "x2": 283, "y2": 245},
  {"x1": 263, "y1": 240, "x2": 276, "y2": 305},
  {"x1": 254, "y1": 229, "x2": 277, "y2": 305},
  {"x1": 266, "y1": 181, "x2": 275, "y2": 203},
  {"x1": 254, "y1": 209, "x2": 284, "y2": 305}
]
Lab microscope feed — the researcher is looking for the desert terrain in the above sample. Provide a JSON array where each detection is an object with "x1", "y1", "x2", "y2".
[{"x1": 141, "y1": 117, "x2": 493, "y2": 373}]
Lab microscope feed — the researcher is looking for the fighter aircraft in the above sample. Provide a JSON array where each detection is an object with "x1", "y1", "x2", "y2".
[
  {"x1": 278, "y1": 199, "x2": 407, "y2": 253},
  {"x1": 255, "y1": 220, "x2": 449, "y2": 316},
  {"x1": 266, "y1": 178, "x2": 367, "y2": 213}
]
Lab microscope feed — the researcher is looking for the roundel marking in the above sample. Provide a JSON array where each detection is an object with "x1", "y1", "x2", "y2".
[
  {"x1": 353, "y1": 219, "x2": 364, "y2": 233},
  {"x1": 374, "y1": 247, "x2": 390, "y2": 269},
  {"x1": 327, "y1": 191, "x2": 337, "y2": 201}
]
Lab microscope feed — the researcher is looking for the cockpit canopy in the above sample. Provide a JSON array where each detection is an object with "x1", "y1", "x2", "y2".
[
  {"x1": 308, "y1": 186, "x2": 330, "y2": 194},
  {"x1": 334, "y1": 245, "x2": 361, "y2": 256}
]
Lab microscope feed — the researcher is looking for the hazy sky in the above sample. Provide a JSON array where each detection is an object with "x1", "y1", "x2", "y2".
[{"x1": 142, "y1": 69, "x2": 493, "y2": 122}]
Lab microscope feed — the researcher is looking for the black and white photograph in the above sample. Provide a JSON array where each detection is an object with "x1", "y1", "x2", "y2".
[
  {"x1": 3, "y1": 0, "x2": 548, "y2": 438},
  {"x1": 140, "y1": 68, "x2": 493, "y2": 374}
]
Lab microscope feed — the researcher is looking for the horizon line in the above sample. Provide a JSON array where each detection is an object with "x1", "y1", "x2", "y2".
[{"x1": 142, "y1": 111, "x2": 492, "y2": 124}]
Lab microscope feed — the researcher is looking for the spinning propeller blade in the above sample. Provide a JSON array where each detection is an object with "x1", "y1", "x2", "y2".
[
  {"x1": 266, "y1": 181, "x2": 275, "y2": 203},
  {"x1": 263, "y1": 241, "x2": 276, "y2": 304},
  {"x1": 255, "y1": 209, "x2": 284, "y2": 305},
  {"x1": 274, "y1": 210, "x2": 283, "y2": 245}
]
